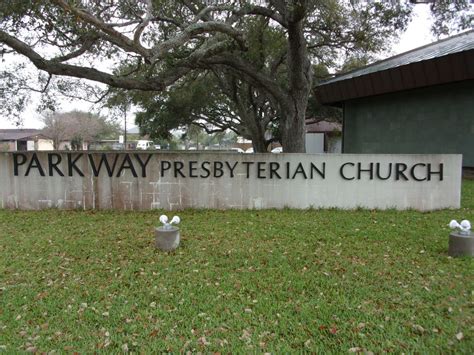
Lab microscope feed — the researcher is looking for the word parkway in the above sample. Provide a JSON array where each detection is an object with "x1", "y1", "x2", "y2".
[{"x1": 11, "y1": 153, "x2": 444, "y2": 182}]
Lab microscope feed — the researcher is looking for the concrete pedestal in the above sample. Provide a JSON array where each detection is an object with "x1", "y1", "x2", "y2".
[
  {"x1": 448, "y1": 231, "x2": 474, "y2": 257},
  {"x1": 155, "y1": 226, "x2": 180, "y2": 251}
]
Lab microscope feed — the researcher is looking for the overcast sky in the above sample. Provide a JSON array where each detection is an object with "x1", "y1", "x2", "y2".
[{"x1": 1, "y1": 5, "x2": 437, "y2": 130}]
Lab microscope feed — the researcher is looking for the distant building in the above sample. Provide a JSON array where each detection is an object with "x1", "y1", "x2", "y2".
[
  {"x1": 231, "y1": 121, "x2": 342, "y2": 153},
  {"x1": 0, "y1": 129, "x2": 53, "y2": 151},
  {"x1": 234, "y1": 137, "x2": 253, "y2": 151},
  {"x1": 305, "y1": 119, "x2": 342, "y2": 153},
  {"x1": 126, "y1": 126, "x2": 140, "y2": 134},
  {"x1": 316, "y1": 30, "x2": 474, "y2": 167}
]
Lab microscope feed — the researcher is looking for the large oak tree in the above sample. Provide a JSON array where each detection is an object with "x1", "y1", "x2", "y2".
[{"x1": 1, "y1": 1, "x2": 472, "y2": 152}]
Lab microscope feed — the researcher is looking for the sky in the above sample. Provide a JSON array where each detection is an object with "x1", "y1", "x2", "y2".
[{"x1": 0, "y1": 5, "x2": 437, "y2": 130}]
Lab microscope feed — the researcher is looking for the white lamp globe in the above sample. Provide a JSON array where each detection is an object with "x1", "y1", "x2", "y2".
[
  {"x1": 159, "y1": 215, "x2": 169, "y2": 225},
  {"x1": 449, "y1": 220, "x2": 460, "y2": 229},
  {"x1": 460, "y1": 220, "x2": 471, "y2": 231},
  {"x1": 170, "y1": 216, "x2": 181, "y2": 225}
]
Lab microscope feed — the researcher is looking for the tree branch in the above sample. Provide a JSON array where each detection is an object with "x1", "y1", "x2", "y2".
[
  {"x1": 52, "y1": 0, "x2": 152, "y2": 59},
  {"x1": 52, "y1": 34, "x2": 99, "y2": 62},
  {"x1": 233, "y1": 5, "x2": 288, "y2": 27},
  {"x1": 133, "y1": 0, "x2": 153, "y2": 46},
  {"x1": 58, "y1": 86, "x2": 112, "y2": 105},
  {"x1": 0, "y1": 30, "x2": 172, "y2": 91},
  {"x1": 202, "y1": 55, "x2": 288, "y2": 109},
  {"x1": 151, "y1": 21, "x2": 247, "y2": 61},
  {"x1": 14, "y1": 73, "x2": 53, "y2": 94},
  {"x1": 150, "y1": 15, "x2": 183, "y2": 28}
]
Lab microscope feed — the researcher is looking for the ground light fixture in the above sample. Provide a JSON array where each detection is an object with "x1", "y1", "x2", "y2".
[
  {"x1": 448, "y1": 219, "x2": 473, "y2": 257},
  {"x1": 155, "y1": 215, "x2": 181, "y2": 251}
]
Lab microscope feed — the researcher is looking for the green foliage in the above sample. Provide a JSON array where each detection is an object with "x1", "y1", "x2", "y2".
[
  {"x1": 183, "y1": 123, "x2": 206, "y2": 149},
  {"x1": 128, "y1": 69, "x2": 276, "y2": 151},
  {"x1": 307, "y1": 63, "x2": 342, "y2": 121},
  {"x1": 0, "y1": 180, "x2": 473, "y2": 352},
  {"x1": 429, "y1": 0, "x2": 474, "y2": 37},
  {"x1": 108, "y1": 1, "x2": 419, "y2": 146},
  {"x1": 242, "y1": 17, "x2": 286, "y2": 70},
  {"x1": 1, "y1": 0, "x2": 472, "y2": 148},
  {"x1": 132, "y1": 74, "x2": 226, "y2": 140},
  {"x1": 0, "y1": 64, "x2": 30, "y2": 124},
  {"x1": 339, "y1": 56, "x2": 372, "y2": 75}
]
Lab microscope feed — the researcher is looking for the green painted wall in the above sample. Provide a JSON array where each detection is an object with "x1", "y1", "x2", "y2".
[{"x1": 343, "y1": 80, "x2": 474, "y2": 167}]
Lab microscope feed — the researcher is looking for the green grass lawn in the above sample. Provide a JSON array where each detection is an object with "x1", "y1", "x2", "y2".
[{"x1": 1, "y1": 182, "x2": 473, "y2": 353}]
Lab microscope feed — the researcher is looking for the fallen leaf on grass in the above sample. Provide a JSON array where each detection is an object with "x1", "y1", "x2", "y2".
[
  {"x1": 412, "y1": 324, "x2": 425, "y2": 335},
  {"x1": 35, "y1": 292, "x2": 48, "y2": 300},
  {"x1": 198, "y1": 336, "x2": 210, "y2": 346},
  {"x1": 240, "y1": 329, "x2": 251, "y2": 343}
]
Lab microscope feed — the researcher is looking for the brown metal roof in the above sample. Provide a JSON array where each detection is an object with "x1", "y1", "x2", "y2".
[
  {"x1": 305, "y1": 119, "x2": 342, "y2": 133},
  {"x1": 0, "y1": 129, "x2": 48, "y2": 141},
  {"x1": 316, "y1": 30, "x2": 474, "y2": 105}
]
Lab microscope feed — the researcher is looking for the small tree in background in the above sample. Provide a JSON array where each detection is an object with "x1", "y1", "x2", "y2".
[{"x1": 41, "y1": 110, "x2": 120, "y2": 150}]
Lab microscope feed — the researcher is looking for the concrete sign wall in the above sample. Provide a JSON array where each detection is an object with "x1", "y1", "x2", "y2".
[{"x1": 0, "y1": 152, "x2": 462, "y2": 211}]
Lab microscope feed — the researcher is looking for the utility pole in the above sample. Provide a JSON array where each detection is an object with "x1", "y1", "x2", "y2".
[{"x1": 123, "y1": 104, "x2": 127, "y2": 150}]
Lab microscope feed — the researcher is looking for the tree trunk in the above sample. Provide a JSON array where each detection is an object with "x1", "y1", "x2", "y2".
[
  {"x1": 249, "y1": 115, "x2": 269, "y2": 153},
  {"x1": 251, "y1": 133, "x2": 268, "y2": 153},
  {"x1": 281, "y1": 15, "x2": 312, "y2": 153},
  {"x1": 236, "y1": 103, "x2": 269, "y2": 153},
  {"x1": 281, "y1": 105, "x2": 306, "y2": 153}
]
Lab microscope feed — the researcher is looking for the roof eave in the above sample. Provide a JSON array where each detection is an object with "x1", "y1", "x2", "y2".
[{"x1": 315, "y1": 49, "x2": 474, "y2": 105}]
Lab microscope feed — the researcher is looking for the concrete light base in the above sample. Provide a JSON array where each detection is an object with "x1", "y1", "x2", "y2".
[
  {"x1": 155, "y1": 226, "x2": 180, "y2": 252},
  {"x1": 448, "y1": 232, "x2": 474, "y2": 257}
]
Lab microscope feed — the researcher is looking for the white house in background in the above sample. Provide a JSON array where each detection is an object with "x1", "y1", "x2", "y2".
[
  {"x1": 0, "y1": 129, "x2": 54, "y2": 151},
  {"x1": 305, "y1": 119, "x2": 342, "y2": 153}
]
